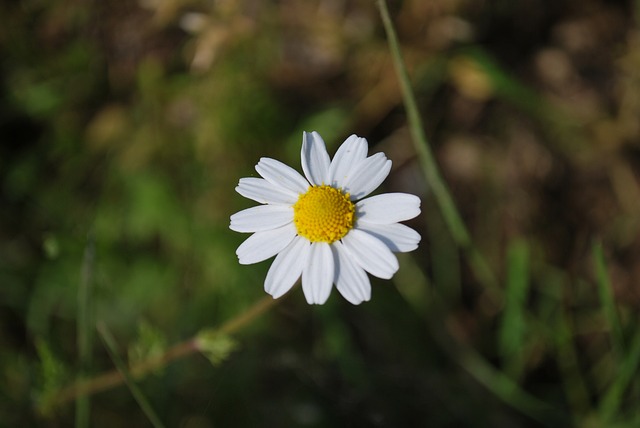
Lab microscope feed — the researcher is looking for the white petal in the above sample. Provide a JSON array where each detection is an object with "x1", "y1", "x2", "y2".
[
  {"x1": 301, "y1": 131, "x2": 330, "y2": 185},
  {"x1": 343, "y1": 154, "x2": 392, "y2": 200},
  {"x1": 356, "y1": 193, "x2": 421, "y2": 224},
  {"x1": 264, "y1": 236, "x2": 310, "y2": 299},
  {"x1": 332, "y1": 241, "x2": 371, "y2": 304},
  {"x1": 230, "y1": 205, "x2": 293, "y2": 233},
  {"x1": 356, "y1": 222, "x2": 421, "y2": 253},
  {"x1": 328, "y1": 135, "x2": 368, "y2": 188},
  {"x1": 301, "y1": 242, "x2": 334, "y2": 304},
  {"x1": 256, "y1": 157, "x2": 310, "y2": 194},
  {"x1": 236, "y1": 223, "x2": 297, "y2": 265},
  {"x1": 341, "y1": 229, "x2": 398, "y2": 279},
  {"x1": 236, "y1": 178, "x2": 298, "y2": 205}
]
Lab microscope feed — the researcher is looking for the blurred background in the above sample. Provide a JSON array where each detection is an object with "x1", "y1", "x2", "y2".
[{"x1": 2, "y1": 0, "x2": 640, "y2": 426}]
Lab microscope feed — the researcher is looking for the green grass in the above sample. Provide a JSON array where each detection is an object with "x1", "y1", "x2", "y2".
[{"x1": 2, "y1": 0, "x2": 640, "y2": 426}]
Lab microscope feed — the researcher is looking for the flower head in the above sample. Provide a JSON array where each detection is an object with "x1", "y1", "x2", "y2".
[{"x1": 230, "y1": 131, "x2": 421, "y2": 305}]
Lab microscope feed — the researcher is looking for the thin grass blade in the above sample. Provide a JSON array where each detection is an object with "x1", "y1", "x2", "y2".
[
  {"x1": 97, "y1": 322, "x2": 167, "y2": 428},
  {"x1": 499, "y1": 239, "x2": 530, "y2": 378},
  {"x1": 75, "y1": 233, "x2": 94, "y2": 428},
  {"x1": 592, "y1": 241, "x2": 624, "y2": 357}
]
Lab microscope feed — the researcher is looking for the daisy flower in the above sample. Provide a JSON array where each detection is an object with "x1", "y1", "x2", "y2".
[{"x1": 230, "y1": 131, "x2": 421, "y2": 305}]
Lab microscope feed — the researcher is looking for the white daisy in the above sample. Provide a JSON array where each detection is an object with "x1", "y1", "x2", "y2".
[{"x1": 230, "y1": 131, "x2": 421, "y2": 305}]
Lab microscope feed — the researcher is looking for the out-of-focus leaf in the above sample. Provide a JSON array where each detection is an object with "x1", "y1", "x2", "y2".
[
  {"x1": 128, "y1": 320, "x2": 168, "y2": 370},
  {"x1": 195, "y1": 331, "x2": 238, "y2": 366},
  {"x1": 34, "y1": 338, "x2": 68, "y2": 416}
]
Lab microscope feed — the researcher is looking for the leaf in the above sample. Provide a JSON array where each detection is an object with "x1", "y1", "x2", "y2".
[
  {"x1": 35, "y1": 338, "x2": 69, "y2": 416},
  {"x1": 195, "y1": 331, "x2": 238, "y2": 366},
  {"x1": 128, "y1": 320, "x2": 168, "y2": 372}
]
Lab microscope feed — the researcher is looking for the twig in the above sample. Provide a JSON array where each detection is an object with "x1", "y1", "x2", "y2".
[
  {"x1": 375, "y1": 0, "x2": 498, "y2": 297},
  {"x1": 42, "y1": 295, "x2": 278, "y2": 411}
]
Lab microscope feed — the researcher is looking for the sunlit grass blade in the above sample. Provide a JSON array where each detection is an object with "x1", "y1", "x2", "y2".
[
  {"x1": 598, "y1": 328, "x2": 640, "y2": 423},
  {"x1": 592, "y1": 241, "x2": 624, "y2": 358},
  {"x1": 538, "y1": 266, "x2": 591, "y2": 419},
  {"x1": 97, "y1": 322, "x2": 167, "y2": 428},
  {"x1": 457, "y1": 345, "x2": 562, "y2": 425},
  {"x1": 499, "y1": 239, "x2": 529, "y2": 378},
  {"x1": 75, "y1": 233, "x2": 95, "y2": 428},
  {"x1": 433, "y1": 300, "x2": 563, "y2": 425},
  {"x1": 395, "y1": 255, "x2": 562, "y2": 425},
  {"x1": 375, "y1": 0, "x2": 498, "y2": 300},
  {"x1": 592, "y1": 240, "x2": 639, "y2": 423}
]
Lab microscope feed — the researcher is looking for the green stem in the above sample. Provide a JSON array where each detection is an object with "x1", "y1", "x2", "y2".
[
  {"x1": 40, "y1": 295, "x2": 278, "y2": 412},
  {"x1": 375, "y1": 0, "x2": 498, "y2": 296}
]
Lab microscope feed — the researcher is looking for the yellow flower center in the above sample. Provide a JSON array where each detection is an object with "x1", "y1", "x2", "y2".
[{"x1": 293, "y1": 185, "x2": 355, "y2": 243}]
